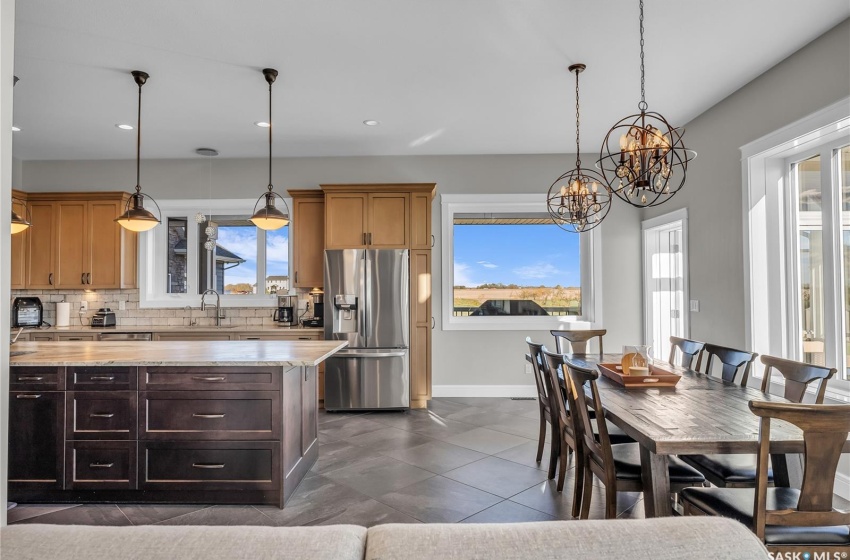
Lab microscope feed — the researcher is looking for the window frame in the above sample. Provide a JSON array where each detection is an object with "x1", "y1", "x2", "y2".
[
  {"x1": 440, "y1": 193, "x2": 601, "y2": 331},
  {"x1": 139, "y1": 198, "x2": 292, "y2": 308}
]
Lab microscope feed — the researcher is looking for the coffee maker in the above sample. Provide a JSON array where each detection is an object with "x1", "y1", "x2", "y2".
[{"x1": 274, "y1": 295, "x2": 297, "y2": 327}]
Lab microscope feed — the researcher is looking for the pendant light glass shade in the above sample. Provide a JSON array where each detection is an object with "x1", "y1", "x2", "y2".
[
  {"x1": 116, "y1": 70, "x2": 162, "y2": 231},
  {"x1": 251, "y1": 68, "x2": 290, "y2": 231},
  {"x1": 11, "y1": 209, "x2": 31, "y2": 235}
]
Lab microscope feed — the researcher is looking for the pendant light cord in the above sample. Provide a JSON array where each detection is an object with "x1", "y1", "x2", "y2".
[
  {"x1": 268, "y1": 78, "x2": 273, "y2": 192},
  {"x1": 638, "y1": 0, "x2": 647, "y2": 112},
  {"x1": 574, "y1": 68, "x2": 581, "y2": 169},
  {"x1": 136, "y1": 80, "x2": 142, "y2": 193}
]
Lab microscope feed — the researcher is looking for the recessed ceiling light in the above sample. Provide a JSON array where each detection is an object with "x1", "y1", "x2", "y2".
[
  {"x1": 363, "y1": 120, "x2": 380, "y2": 126},
  {"x1": 255, "y1": 121, "x2": 271, "y2": 128},
  {"x1": 115, "y1": 124, "x2": 134, "y2": 130},
  {"x1": 11, "y1": 126, "x2": 20, "y2": 132}
]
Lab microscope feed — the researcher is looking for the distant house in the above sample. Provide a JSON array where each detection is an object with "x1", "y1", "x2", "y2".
[
  {"x1": 167, "y1": 231, "x2": 246, "y2": 294},
  {"x1": 265, "y1": 275, "x2": 289, "y2": 294}
]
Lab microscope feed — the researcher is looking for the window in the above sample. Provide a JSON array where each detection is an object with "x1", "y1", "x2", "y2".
[
  {"x1": 441, "y1": 194, "x2": 599, "y2": 330},
  {"x1": 743, "y1": 98, "x2": 850, "y2": 394},
  {"x1": 141, "y1": 199, "x2": 291, "y2": 308}
]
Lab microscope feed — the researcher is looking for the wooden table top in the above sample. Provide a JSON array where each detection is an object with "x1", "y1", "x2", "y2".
[
  {"x1": 9, "y1": 340, "x2": 349, "y2": 367},
  {"x1": 564, "y1": 353, "x2": 850, "y2": 455}
]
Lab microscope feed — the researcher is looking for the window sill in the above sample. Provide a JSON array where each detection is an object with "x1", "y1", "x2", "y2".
[{"x1": 442, "y1": 317, "x2": 593, "y2": 331}]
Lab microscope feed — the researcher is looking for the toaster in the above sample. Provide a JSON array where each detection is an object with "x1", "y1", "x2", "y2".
[{"x1": 91, "y1": 308, "x2": 116, "y2": 327}]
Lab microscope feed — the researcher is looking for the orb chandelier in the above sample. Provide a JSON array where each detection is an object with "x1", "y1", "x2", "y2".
[
  {"x1": 597, "y1": 0, "x2": 696, "y2": 208},
  {"x1": 547, "y1": 64, "x2": 611, "y2": 233},
  {"x1": 249, "y1": 68, "x2": 291, "y2": 231},
  {"x1": 116, "y1": 71, "x2": 162, "y2": 232}
]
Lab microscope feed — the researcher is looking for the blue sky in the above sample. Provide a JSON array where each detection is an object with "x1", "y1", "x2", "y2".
[
  {"x1": 453, "y1": 224, "x2": 580, "y2": 288},
  {"x1": 215, "y1": 225, "x2": 289, "y2": 287}
]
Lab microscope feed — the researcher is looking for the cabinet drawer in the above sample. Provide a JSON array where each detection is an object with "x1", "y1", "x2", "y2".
[
  {"x1": 141, "y1": 441, "x2": 278, "y2": 490},
  {"x1": 56, "y1": 334, "x2": 96, "y2": 341},
  {"x1": 68, "y1": 366, "x2": 136, "y2": 390},
  {"x1": 67, "y1": 392, "x2": 137, "y2": 440},
  {"x1": 139, "y1": 366, "x2": 281, "y2": 391},
  {"x1": 10, "y1": 366, "x2": 65, "y2": 390},
  {"x1": 140, "y1": 391, "x2": 280, "y2": 440},
  {"x1": 66, "y1": 441, "x2": 136, "y2": 490}
]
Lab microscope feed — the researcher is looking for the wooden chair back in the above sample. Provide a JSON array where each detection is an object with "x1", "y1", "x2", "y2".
[
  {"x1": 702, "y1": 343, "x2": 758, "y2": 386},
  {"x1": 540, "y1": 349, "x2": 576, "y2": 445},
  {"x1": 550, "y1": 329, "x2": 606, "y2": 355},
  {"x1": 668, "y1": 336, "x2": 705, "y2": 369},
  {"x1": 759, "y1": 355, "x2": 836, "y2": 404},
  {"x1": 749, "y1": 400, "x2": 850, "y2": 540},
  {"x1": 564, "y1": 363, "x2": 617, "y2": 488},
  {"x1": 526, "y1": 338, "x2": 554, "y2": 415}
]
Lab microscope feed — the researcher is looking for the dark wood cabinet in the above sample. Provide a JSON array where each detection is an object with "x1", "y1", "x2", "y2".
[
  {"x1": 65, "y1": 440, "x2": 136, "y2": 490},
  {"x1": 8, "y1": 391, "x2": 65, "y2": 489}
]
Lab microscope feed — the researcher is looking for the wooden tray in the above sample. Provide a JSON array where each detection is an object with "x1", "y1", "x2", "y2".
[{"x1": 597, "y1": 363, "x2": 682, "y2": 389}]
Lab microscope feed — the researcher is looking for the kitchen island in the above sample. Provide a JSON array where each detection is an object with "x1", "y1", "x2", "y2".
[{"x1": 8, "y1": 340, "x2": 347, "y2": 508}]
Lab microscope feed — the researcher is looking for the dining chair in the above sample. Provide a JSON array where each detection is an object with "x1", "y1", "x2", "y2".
[
  {"x1": 550, "y1": 329, "x2": 606, "y2": 355},
  {"x1": 668, "y1": 336, "x2": 705, "y2": 369},
  {"x1": 564, "y1": 363, "x2": 706, "y2": 519},
  {"x1": 525, "y1": 338, "x2": 560, "y2": 479},
  {"x1": 681, "y1": 400, "x2": 850, "y2": 554},
  {"x1": 701, "y1": 343, "x2": 758, "y2": 386},
  {"x1": 681, "y1": 355, "x2": 836, "y2": 488}
]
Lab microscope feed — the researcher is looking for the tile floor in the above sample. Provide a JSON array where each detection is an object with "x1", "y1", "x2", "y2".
[{"x1": 9, "y1": 397, "x2": 846, "y2": 527}]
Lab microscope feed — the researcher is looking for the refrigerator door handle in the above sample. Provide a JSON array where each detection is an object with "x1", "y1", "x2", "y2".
[{"x1": 334, "y1": 350, "x2": 408, "y2": 358}]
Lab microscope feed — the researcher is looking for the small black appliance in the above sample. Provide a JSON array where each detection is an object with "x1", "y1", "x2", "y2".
[
  {"x1": 12, "y1": 297, "x2": 42, "y2": 328},
  {"x1": 91, "y1": 308, "x2": 117, "y2": 327}
]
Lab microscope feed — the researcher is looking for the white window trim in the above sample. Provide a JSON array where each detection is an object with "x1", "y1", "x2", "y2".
[
  {"x1": 139, "y1": 198, "x2": 292, "y2": 308},
  {"x1": 741, "y1": 97, "x2": 850, "y2": 399},
  {"x1": 440, "y1": 193, "x2": 601, "y2": 331}
]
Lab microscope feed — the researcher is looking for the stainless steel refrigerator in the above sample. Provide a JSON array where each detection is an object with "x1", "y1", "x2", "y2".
[{"x1": 323, "y1": 249, "x2": 410, "y2": 410}]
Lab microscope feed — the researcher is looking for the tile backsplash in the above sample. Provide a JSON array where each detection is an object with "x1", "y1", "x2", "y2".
[{"x1": 11, "y1": 288, "x2": 317, "y2": 328}]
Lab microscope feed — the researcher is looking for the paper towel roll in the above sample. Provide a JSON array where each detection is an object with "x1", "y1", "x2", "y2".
[{"x1": 56, "y1": 302, "x2": 71, "y2": 327}]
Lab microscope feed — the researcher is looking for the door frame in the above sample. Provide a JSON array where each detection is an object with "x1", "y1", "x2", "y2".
[{"x1": 641, "y1": 208, "x2": 690, "y2": 353}]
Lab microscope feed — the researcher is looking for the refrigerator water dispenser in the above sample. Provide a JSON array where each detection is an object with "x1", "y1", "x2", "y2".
[{"x1": 333, "y1": 294, "x2": 358, "y2": 333}]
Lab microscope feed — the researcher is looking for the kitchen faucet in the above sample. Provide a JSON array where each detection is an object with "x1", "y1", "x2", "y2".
[{"x1": 200, "y1": 289, "x2": 224, "y2": 327}]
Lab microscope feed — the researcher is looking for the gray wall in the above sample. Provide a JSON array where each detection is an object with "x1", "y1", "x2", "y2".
[
  {"x1": 643, "y1": 18, "x2": 850, "y2": 348},
  {"x1": 20, "y1": 153, "x2": 644, "y2": 389}
]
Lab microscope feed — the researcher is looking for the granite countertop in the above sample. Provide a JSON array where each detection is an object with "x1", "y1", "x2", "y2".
[
  {"x1": 19, "y1": 325, "x2": 323, "y2": 334},
  {"x1": 10, "y1": 340, "x2": 348, "y2": 367}
]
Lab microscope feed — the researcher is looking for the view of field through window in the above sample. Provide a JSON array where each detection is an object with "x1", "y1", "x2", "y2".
[{"x1": 453, "y1": 215, "x2": 581, "y2": 317}]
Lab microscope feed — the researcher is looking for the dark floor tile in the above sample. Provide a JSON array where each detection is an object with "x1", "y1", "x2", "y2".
[
  {"x1": 487, "y1": 398, "x2": 541, "y2": 416},
  {"x1": 156, "y1": 505, "x2": 273, "y2": 526},
  {"x1": 383, "y1": 440, "x2": 488, "y2": 474},
  {"x1": 318, "y1": 417, "x2": 388, "y2": 442},
  {"x1": 311, "y1": 439, "x2": 379, "y2": 475},
  {"x1": 461, "y1": 500, "x2": 558, "y2": 523},
  {"x1": 257, "y1": 474, "x2": 373, "y2": 526},
  {"x1": 443, "y1": 456, "x2": 549, "y2": 498},
  {"x1": 7, "y1": 504, "x2": 80, "y2": 524},
  {"x1": 618, "y1": 499, "x2": 646, "y2": 519},
  {"x1": 318, "y1": 409, "x2": 368, "y2": 426},
  {"x1": 14, "y1": 504, "x2": 131, "y2": 526},
  {"x1": 441, "y1": 426, "x2": 531, "y2": 455},
  {"x1": 376, "y1": 476, "x2": 502, "y2": 523},
  {"x1": 346, "y1": 427, "x2": 434, "y2": 453},
  {"x1": 405, "y1": 416, "x2": 480, "y2": 440},
  {"x1": 484, "y1": 415, "x2": 544, "y2": 439},
  {"x1": 423, "y1": 398, "x2": 469, "y2": 416},
  {"x1": 494, "y1": 440, "x2": 556, "y2": 471},
  {"x1": 509, "y1": 478, "x2": 633, "y2": 521},
  {"x1": 323, "y1": 455, "x2": 435, "y2": 498},
  {"x1": 314, "y1": 499, "x2": 421, "y2": 527},
  {"x1": 444, "y1": 407, "x2": 519, "y2": 428},
  {"x1": 117, "y1": 504, "x2": 211, "y2": 525}
]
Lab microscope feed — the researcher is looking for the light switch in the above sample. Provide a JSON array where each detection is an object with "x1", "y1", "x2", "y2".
[
  {"x1": 525, "y1": 363, "x2": 533, "y2": 375},
  {"x1": 118, "y1": 300, "x2": 126, "y2": 311},
  {"x1": 689, "y1": 300, "x2": 699, "y2": 313}
]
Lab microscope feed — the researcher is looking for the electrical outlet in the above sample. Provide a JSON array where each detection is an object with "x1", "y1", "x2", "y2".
[
  {"x1": 118, "y1": 300, "x2": 126, "y2": 311},
  {"x1": 525, "y1": 363, "x2": 533, "y2": 375},
  {"x1": 689, "y1": 300, "x2": 699, "y2": 313},
  {"x1": 79, "y1": 300, "x2": 88, "y2": 313}
]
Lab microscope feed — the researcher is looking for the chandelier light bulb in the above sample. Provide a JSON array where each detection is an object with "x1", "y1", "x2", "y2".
[{"x1": 195, "y1": 212, "x2": 206, "y2": 224}]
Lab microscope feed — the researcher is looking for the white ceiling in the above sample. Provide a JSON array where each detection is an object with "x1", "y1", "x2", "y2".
[{"x1": 11, "y1": 0, "x2": 850, "y2": 160}]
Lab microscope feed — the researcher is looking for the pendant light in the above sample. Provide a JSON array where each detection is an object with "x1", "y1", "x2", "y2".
[
  {"x1": 11, "y1": 197, "x2": 31, "y2": 235},
  {"x1": 116, "y1": 70, "x2": 162, "y2": 232},
  {"x1": 249, "y1": 68, "x2": 290, "y2": 230},
  {"x1": 597, "y1": 0, "x2": 696, "y2": 208},
  {"x1": 547, "y1": 64, "x2": 611, "y2": 234}
]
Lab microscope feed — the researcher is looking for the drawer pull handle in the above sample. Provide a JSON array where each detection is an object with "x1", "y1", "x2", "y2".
[
  {"x1": 191, "y1": 376, "x2": 227, "y2": 382},
  {"x1": 90, "y1": 376, "x2": 116, "y2": 381},
  {"x1": 89, "y1": 462, "x2": 114, "y2": 469},
  {"x1": 245, "y1": 337, "x2": 260, "y2": 340},
  {"x1": 89, "y1": 413, "x2": 115, "y2": 418},
  {"x1": 193, "y1": 413, "x2": 226, "y2": 419},
  {"x1": 17, "y1": 376, "x2": 44, "y2": 381},
  {"x1": 193, "y1": 463, "x2": 225, "y2": 469},
  {"x1": 298, "y1": 337, "x2": 310, "y2": 340},
  {"x1": 16, "y1": 394, "x2": 41, "y2": 399}
]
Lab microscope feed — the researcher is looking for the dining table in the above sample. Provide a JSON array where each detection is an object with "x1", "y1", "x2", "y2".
[{"x1": 562, "y1": 353, "x2": 850, "y2": 517}]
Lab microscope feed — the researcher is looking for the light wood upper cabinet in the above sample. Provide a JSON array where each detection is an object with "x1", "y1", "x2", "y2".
[
  {"x1": 410, "y1": 192, "x2": 432, "y2": 250},
  {"x1": 18, "y1": 192, "x2": 137, "y2": 290},
  {"x1": 11, "y1": 192, "x2": 29, "y2": 289},
  {"x1": 325, "y1": 193, "x2": 368, "y2": 249},
  {"x1": 289, "y1": 190, "x2": 325, "y2": 288},
  {"x1": 368, "y1": 193, "x2": 409, "y2": 248}
]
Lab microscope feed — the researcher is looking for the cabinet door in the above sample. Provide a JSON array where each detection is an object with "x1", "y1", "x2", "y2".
[
  {"x1": 368, "y1": 193, "x2": 409, "y2": 248},
  {"x1": 302, "y1": 366, "x2": 318, "y2": 456},
  {"x1": 87, "y1": 199, "x2": 122, "y2": 288},
  {"x1": 11, "y1": 198, "x2": 28, "y2": 289},
  {"x1": 292, "y1": 197, "x2": 325, "y2": 287},
  {"x1": 27, "y1": 202, "x2": 57, "y2": 289},
  {"x1": 325, "y1": 193, "x2": 367, "y2": 249},
  {"x1": 8, "y1": 391, "x2": 65, "y2": 489},
  {"x1": 55, "y1": 200, "x2": 89, "y2": 289},
  {"x1": 409, "y1": 249, "x2": 432, "y2": 408},
  {"x1": 410, "y1": 192, "x2": 432, "y2": 250}
]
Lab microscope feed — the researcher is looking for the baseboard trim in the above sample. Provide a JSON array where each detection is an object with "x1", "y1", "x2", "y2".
[
  {"x1": 835, "y1": 471, "x2": 850, "y2": 500},
  {"x1": 432, "y1": 385, "x2": 537, "y2": 398}
]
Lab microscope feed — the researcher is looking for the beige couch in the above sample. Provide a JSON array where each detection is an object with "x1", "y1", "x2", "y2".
[{"x1": 1, "y1": 517, "x2": 769, "y2": 559}]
